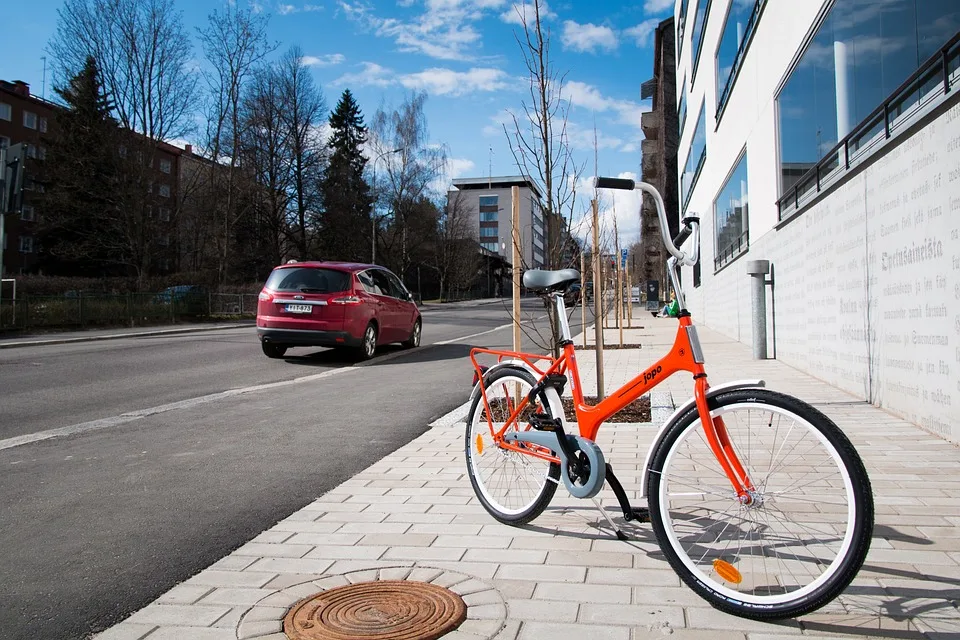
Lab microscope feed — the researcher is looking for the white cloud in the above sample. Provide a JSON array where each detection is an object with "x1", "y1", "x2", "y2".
[
  {"x1": 399, "y1": 67, "x2": 511, "y2": 96},
  {"x1": 565, "y1": 81, "x2": 651, "y2": 132},
  {"x1": 561, "y1": 20, "x2": 618, "y2": 53},
  {"x1": 644, "y1": 0, "x2": 675, "y2": 13},
  {"x1": 340, "y1": 0, "x2": 506, "y2": 61},
  {"x1": 302, "y1": 53, "x2": 346, "y2": 67},
  {"x1": 482, "y1": 109, "x2": 516, "y2": 136},
  {"x1": 500, "y1": 1, "x2": 555, "y2": 25},
  {"x1": 334, "y1": 62, "x2": 394, "y2": 88},
  {"x1": 278, "y1": 2, "x2": 324, "y2": 14},
  {"x1": 624, "y1": 19, "x2": 661, "y2": 48},
  {"x1": 570, "y1": 171, "x2": 643, "y2": 248},
  {"x1": 335, "y1": 63, "x2": 513, "y2": 98}
]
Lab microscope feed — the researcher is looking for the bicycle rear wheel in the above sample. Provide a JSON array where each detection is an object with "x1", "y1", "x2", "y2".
[
  {"x1": 465, "y1": 367, "x2": 561, "y2": 525},
  {"x1": 646, "y1": 388, "x2": 873, "y2": 620}
]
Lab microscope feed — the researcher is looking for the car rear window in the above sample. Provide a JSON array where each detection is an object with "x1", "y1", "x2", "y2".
[{"x1": 265, "y1": 267, "x2": 351, "y2": 293}]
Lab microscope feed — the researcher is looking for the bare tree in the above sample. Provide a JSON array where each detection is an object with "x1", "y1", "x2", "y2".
[
  {"x1": 50, "y1": 0, "x2": 197, "y2": 142},
  {"x1": 277, "y1": 46, "x2": 327, "y2": 260},
  {"x1": 241, "y1": 66, "x2": 294, "y2": 269},
  {"x1": 197, "y1": 4, "x2": 273, "y2": 284},
  {"x1": 370, "y1": 92, "x2": 445, "y2": 285},
  {"x1": 504, "y1": 0, "x2": 584, "y2": 271},
  {"x1": 437, "y1": 191, "x2": 482, "y2": 301},
  {"x1": 502, "y1": 0, "x2": 585, "y2": 354}
]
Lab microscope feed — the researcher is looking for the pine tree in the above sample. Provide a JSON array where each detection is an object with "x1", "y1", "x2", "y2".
[
  {"x1": 319, "y1": 89, "x2": 373, "y2": 262},
  {"x1": 38, "y1": 55, "x2": 120, "y2": 275}
]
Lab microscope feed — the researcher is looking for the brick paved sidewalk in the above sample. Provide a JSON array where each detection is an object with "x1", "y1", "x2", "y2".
[{"x1": 96, "y1": 319, "x2": 960, "y2": 640}]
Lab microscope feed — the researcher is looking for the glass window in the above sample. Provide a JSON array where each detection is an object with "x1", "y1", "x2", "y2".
[
  {"x1": 480, "y1": 242, "x2": 498, "y2": 252},
  {"x1": 19, "y1": 236, "x2": 34, "y2": 253},
  {"x1": 383, "y1": 270, "x2": 409, "y2": 299},
  {"x1": 158, "y1": 184, "x2": 171, "y2": 198},
  {"x1": 480, "y1": 211, "x2": 498, "y2": 222},
  {"x1": 21, "y1": 205, "x2": 35, "y2": 222},
  {"x1": 677, "y1": 0, "x2": 691, "y2": 53},
  {"x1": 159, "y1": 208, "x2": 171, "y2": 222},
  {"x1": 479, "y1": 226, "x2": 498, "y2": 238},
  {"x1": 39, "y1": 117, "x2": 47, "y2": 133},
  {"x1": 265, "y1": 267, "x2": 351, "y2": 293},
  {"x1": 716, "y1": 0, "x2": 764, "y2": 110},
  {"x1": 478, "y1": 195, "x2": 498, "y2": 213},
  {"x1": 0, "y1": 136, "x2": 9, "y2": 149},
  {"x1": 714, "y1": 153, "x2": 749, "y2": 270},
  {"x1": 778, "y1": 0, "x2": 960, "y2": 197},
  {"x1": 681, "y1": 104, "x2": 707, "y2": 207},
  {"x1": 23, "y1": 111, "x2": 37, "y2": 129},
  {"x1": 160, "y1": 159, "x2": 172, "y2": 174},
  {"x1": 0, "y1": 102, "x2": 11, "y2": 120},
  {"x1": 691, "y1": 0, "x2": 712, "y2": 79},
  {"x1": 678, "y1": 76, "x2": 688, "y2": 133}
]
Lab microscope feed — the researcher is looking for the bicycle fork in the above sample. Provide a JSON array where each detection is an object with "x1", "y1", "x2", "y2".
[{"x1": 693, "y1": 376, "x2": 756, "y2": 503}]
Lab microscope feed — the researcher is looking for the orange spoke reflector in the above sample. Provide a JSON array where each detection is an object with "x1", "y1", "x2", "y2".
[
  {"x1": 475, "y1": 434, "x2": 484, "y2": 455},
  {"x1": 713, "y1": 559, "x2": 742, "y2": 584}
]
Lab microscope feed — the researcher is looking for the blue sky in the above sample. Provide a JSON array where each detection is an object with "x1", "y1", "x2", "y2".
[{"x1": 2, "y1": 0, "x2": 677, "y2": 245}]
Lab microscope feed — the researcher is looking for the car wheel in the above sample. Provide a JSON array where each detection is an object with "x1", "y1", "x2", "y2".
[
  {"x1": 262, "y1": 343, "x2": 287, "y2": 359},
  {"x1": 402, "y1": 319, "x2": 422, "y2": 348},
  {"x1": 357, "y1": 323, "x2": 377, "y2": 360}
]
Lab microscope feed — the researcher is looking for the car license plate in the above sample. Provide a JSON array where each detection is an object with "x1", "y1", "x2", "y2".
[{"x1": 285, "y1": 304, "x2": 312, "y2": 314}]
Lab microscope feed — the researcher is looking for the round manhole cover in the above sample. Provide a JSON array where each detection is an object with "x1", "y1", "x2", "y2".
[{"x1": 283, "y1": 580, "x2": 467, "y2": 640}]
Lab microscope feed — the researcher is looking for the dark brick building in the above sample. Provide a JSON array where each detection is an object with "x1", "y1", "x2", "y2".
[
  {"x1": 0, "y1": 80, "x2": 57, "y2": 276},
  {"x1": 639, "y1": 18, "x2": 681, "y2": 302}
]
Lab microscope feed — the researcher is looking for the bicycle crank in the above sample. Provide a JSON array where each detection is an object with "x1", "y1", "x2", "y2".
[{"x1": 502, "y1": 431, "x2": 606, "y2": 498}]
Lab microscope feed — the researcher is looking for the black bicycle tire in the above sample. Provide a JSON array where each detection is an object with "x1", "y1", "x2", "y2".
[
  {"x1": 465, "y1": 367, "x2": 561, "y2": 526},
  {"x1": 646, "y1": 388, "x2": 874, "y2": 620}
]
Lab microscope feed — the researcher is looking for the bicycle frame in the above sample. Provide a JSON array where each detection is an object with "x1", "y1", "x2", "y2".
[{"x1": 469, "y1": 294, "x2": 757, "y2": 501}]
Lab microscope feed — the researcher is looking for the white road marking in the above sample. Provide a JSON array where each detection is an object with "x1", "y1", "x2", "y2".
[{"x1": 0, "y1": 322, "x2": 526, "y2": 452}]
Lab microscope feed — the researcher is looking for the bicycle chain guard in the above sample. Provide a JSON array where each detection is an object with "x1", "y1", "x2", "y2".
[{"x1": 502, "y1": 431, "x2": 606, "y2": 499}]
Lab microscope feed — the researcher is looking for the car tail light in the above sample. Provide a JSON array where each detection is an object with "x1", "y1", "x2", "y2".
[
  {"x1": 330, "y1": 295, "x2": 362, "y2": 305},
  {"x1": 258, "y1": 291, "x2": 273, "y2": 302}
]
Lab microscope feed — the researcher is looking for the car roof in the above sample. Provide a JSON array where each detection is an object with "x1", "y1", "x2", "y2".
[{"x1": 272, "y1": 261, "x2": 379, "y2": 273}]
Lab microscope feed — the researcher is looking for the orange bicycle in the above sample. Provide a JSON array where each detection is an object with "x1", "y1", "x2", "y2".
[{"x1": 465, "y1": 177, "x2": 873, "y2": 620}]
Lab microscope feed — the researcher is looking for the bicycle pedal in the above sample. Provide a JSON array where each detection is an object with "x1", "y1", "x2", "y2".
[
  {"x1": 529, "y1": 415, "x2": 562, "y2": 431},
  {"x1": 627, "y1": 507, "x2": 650, "y2": 523}
]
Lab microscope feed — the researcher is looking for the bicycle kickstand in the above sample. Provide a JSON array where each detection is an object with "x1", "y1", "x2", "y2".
[{"x1": 591, "y1": 464, "x2": 651, "y2": 541}]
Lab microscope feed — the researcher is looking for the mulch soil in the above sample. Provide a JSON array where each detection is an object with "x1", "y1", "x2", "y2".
[
  {"x1": 561, "y1": 395, "x2": 651, "y2": 423},
  {"x1": 575, "y1": 343, "x2": 643, "y2": 350}
]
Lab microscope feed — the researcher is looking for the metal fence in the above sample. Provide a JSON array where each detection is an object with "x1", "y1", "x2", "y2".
[{"x1": 0, "y1": 292, "x2": 258, "y2": 332}]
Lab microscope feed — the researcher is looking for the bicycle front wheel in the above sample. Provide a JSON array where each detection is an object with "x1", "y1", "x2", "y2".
[
  {"x1": 465, "y1": 367, "x2": 561, "y2": 526},
  {"x1": 647, "y1": 388, "x2": 873, "y2": 620}
]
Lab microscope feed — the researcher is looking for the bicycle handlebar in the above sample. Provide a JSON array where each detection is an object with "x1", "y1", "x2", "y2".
[{"x1": 592, "y1": 176, "x2": 700, "y2": 267}]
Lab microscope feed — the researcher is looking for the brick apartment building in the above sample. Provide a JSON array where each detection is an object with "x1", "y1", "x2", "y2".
[
  {"x1": 1, "y1": 79, "x2": 185, "y2": 277},
  {"x1": 0, "y1": 80, "x2": 56, "y2": 276}
]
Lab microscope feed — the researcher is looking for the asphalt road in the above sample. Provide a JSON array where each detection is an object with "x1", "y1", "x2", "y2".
[{"x1": 0, "y1": 297, "x2": 585, "y2": 640}]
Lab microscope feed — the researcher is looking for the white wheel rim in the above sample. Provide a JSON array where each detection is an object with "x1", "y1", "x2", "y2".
[
  {"x1": 657, "y1": 402, "x2": 857, "y2": 605},
  {"x1": 468, "y1": 375, "x2": 553, "y2": 516}
]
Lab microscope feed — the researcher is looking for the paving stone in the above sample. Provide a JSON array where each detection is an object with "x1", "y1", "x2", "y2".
[
  {"x1": 145, "y1": 628, "x2": 237, "y2": 640},
  {"x1": 188, "y1": 570, "x2": 277, "y2": 588},
  {"x1": 245, "y1": 558, "x2": 334, "y2": 574},
  {"x1": 125, "y1": 604, "x2": 232, "y2": 626},
  {"x1": 92, "y1": 624, "x2": 156, "y2": 640},
  {"x1": 506, "y1": 598, "x2": 578, "y2": 622},
  {"x1": 518, "y1": 621, "x2": 631, "y2": 639}
]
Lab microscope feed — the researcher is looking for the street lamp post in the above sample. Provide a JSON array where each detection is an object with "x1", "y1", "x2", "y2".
[{"x1": 371, "y1": 147, "x2": 403, "y2": 264}]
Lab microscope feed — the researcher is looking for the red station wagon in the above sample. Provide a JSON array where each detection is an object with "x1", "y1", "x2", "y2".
[{"x1": 256, "y1": 262, "x2": 422, "y2": 360}]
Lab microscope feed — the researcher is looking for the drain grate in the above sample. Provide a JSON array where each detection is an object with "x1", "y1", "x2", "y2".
[{"x1": 283, "y1": 580, "x2": 467, "y2": 640}]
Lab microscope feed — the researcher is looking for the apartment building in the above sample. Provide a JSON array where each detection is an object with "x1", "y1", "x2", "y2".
[
  {"x1": 0, "y1": 78, "x2": 185, "y2": 277},
  {"x1": 671, "y1": 0, "x2": 960, "y2": 442},
  {"x1": 0, "y1": 80, "x2": 56, "y2": 275},
  {"x1": 447, "y1": 175, "x2": 547, "y2": 271}
]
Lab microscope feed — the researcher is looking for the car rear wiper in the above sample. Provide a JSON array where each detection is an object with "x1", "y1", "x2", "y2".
[{"x1": 298, "y1": 287, "x2": 327, "y2": 293}]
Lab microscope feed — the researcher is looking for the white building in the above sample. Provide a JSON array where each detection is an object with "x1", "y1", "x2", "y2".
[
  {"x1": 673, "y1": 0, "x2": 960, "y2": 442},
  {"x1": 446, "y1": 176, "x2": 547, "y2": 270}
]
